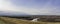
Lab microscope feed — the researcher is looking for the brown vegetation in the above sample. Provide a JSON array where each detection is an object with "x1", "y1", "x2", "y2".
[{"x1": 0, "y1": 17, "x2": 46, "y2": 24}]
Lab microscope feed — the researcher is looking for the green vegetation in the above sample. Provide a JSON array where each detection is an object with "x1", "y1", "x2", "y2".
[
  {"x1": 0, "y1": 19, "x2": 6, "y2": 24},
  {"x1": 0, "y1": 17, "x2": 60, "y2": 24},
  {"x1": 0, "y1": 17, "x2": 46, "y2": 24}
]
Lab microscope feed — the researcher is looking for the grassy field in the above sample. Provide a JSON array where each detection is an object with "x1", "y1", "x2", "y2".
[
  {"x1": 0, "y1": 20, "x2": 6, "y2": 24},
  {"x1": 0, "y1": 17, "x2": 60, "y2": 24}
]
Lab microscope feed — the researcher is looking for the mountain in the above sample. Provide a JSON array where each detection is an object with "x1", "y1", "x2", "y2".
[{"x1": 0, "y1": 11, "x2": 29, "y2": 16}]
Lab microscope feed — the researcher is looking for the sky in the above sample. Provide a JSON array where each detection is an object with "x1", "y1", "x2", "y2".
[{"x1": 0, "y1": 0, "x2": 60, "y2": 15}]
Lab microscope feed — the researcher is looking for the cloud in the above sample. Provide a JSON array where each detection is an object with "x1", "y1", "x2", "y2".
[{"x1": 0, "y1": 0, "x2": 60, "y2": 15}]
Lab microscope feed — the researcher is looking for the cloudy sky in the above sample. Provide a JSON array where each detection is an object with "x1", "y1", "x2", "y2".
[{"x1": 0, "y1": 0, "x2": 60, "y2": 15}]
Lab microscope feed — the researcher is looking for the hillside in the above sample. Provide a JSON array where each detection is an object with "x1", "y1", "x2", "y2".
[
  {"x1": 0, "y1": 17, "x2": 45, "y2": 24},
  {"x1": 0, "y1": 17, "x2": 60, "y2": 24}
]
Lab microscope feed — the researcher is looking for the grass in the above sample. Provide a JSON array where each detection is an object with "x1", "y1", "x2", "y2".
[
  {"x1": 0, "y1": 17, "x2": 60, "y2": 24},
  {"x1": 0, "y1": 20, "x2": 6, "y2": 24},
  {"x1": 0, "y1": 17, "x2": 46, "y2": 24}
]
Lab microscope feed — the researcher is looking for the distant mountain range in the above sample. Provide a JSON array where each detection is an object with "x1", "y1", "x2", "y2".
[
  {"x1": 0, "y1": 11, "x2": 60, "y2": 16},
  {"x1": 0, "y1": 11, "x2": 29, "y2": 16}
]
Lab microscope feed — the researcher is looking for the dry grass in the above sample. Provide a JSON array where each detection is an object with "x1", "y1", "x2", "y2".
[
  {"x1": 0, "y1": 17, "x2": 46, "y2": 24},
  {"x1": 0, "y1": 17, "x2": 60, "y2": 24}
]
